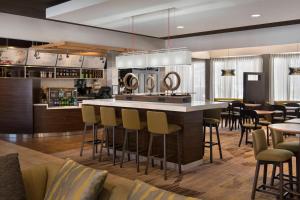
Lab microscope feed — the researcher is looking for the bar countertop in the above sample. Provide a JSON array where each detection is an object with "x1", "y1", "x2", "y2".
[
  {"x1": 82, "y1": 99, "x2": 228, "y2": 112},
  {"x1": 34, "y1": 104, "x2": 82, "y2": 110}
]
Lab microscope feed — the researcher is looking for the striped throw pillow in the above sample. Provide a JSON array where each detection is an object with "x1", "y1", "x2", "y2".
[
  {"x1": 44, "y1": 159, "x2": 107, "y2": 200},
  {"x1": 128, "y1": 180, "x2": 200, "y2": 200}
]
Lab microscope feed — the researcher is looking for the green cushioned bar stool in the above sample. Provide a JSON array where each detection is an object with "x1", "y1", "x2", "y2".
[
  {"x1": 203, "y1": 108, "x2": 223, "y2": 163},
  {"x1": 99, "y1": 106, "x2": 122, "y2": 165},
  {"x1": 120, "y1": 108, "x2": 147, "y2": 172},
  {"x1": 251, "y1": 129, "x2": 293, "y2": 200},
  {"x1": 80, "y1": 105, "x2": 101, "y2": 159},
  {"x1": 145, "y1": 111, "x2": 182, "y2": 180},
  {"x1": 270, "y1": 129, "x2": 300, "y2": 190}
]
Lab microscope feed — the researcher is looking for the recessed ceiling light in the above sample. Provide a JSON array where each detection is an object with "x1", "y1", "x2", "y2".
[
  {"x1": 251, "y1": 14, "x2": 261, "y2": 18},
  {"x1": 177, "y1": 25, "x2": 184, "y2": 29}
]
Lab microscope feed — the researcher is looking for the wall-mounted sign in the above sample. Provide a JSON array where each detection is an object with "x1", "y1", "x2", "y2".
[
  {"x1": 0, "y1": 48, "x2": 27, "y2": 65},
  {"x1": 289, "y1": 67, "x2": 300, "y2": 75},
  {"x1": 221, "y1": 69, "x2": 235, "y2": 76},
  {"x1": 56, "y1": 54, "x2": 83, "y2": 68},
  {"x1": 26, "y1": 48, "x2": 57, "y2": 66},
  {"x1": 82, "y1": 56, "x2": 106, "y2": 69}
]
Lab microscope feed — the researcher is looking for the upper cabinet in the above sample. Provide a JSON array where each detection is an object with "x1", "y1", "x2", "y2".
[
  {"x1": 26, "y1": 48, "x2": 57, "y2": 66},
  {"x1": 0, "y1": 48, "x2": 27, "y2": 65},
  {"x1": 82, "y1": 56, "x2": 106, "y2": 69}
]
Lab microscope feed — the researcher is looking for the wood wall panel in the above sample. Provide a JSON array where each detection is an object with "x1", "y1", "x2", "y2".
[
  {"x1": 34, "y1": 106, "x2": 84, "y2": 133},
  {"x1": 0, "y1": 79, "x2": 36, "y2": 134}
]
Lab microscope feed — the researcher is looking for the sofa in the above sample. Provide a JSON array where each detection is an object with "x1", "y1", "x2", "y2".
[{"x1": 21, "y1": 162, "x2": 134, "y2": 200}]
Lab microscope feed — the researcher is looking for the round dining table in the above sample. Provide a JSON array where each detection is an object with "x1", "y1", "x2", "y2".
[
  {"x1": 285, "y1": 118, "x2": 300, "y2": 124},
  {"x1": 269, "y1": 123, "x2": 300, "y2": 193},
  {"x1": 255, "y1": 110, "x2": 274, "y2": 116}
]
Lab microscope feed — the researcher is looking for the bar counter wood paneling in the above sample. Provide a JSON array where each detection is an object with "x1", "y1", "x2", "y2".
[
  {"x1": 0, "y1": 79, "x2": 40, "y2": 134},
  {"x1": 34, "y1": 105, "x2": 84, "y2": 133},
  {"x1": 84, "y1": 99, "x2": 227, "y2": 165}
]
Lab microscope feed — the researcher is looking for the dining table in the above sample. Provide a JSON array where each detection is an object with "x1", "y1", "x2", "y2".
[
  {"x1": 269, "y1": 123, "x2": 300, "y2": 193},
  {"x1": 255, "y1": 110, "x2": 274, "y2": 116},
  {"x1": 285, "y1": 118, "x2": 300, "y2": 124}
]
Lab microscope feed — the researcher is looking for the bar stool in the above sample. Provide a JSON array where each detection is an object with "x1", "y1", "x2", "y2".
[
  {"x1": 99, "y1": 106, "x2": 122, "y2": 165},
  {"x1": 270, "y1": 129, "x2": 300, "y2": 189},
  {"x1": 203, "y1": 108, "x2": 223, "y2": 163},
  {"x1": 251, "y1": 129, "x2": 293, "y2": 200},
  {"x1": 80, "y1": 105, "x2": 101, "y2": 159},
  {"x1": 145, "y1": 111, "x2": 182, "y2": 180},
  {"x1": 120, "y1": 108, "x2": 146, "y2": 172}
]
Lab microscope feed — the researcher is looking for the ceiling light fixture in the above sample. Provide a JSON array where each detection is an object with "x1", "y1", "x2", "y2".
[
  {"x1": 176, "y1": 25, "x2": 184, "y2": 29},
  {"x1": 116, "y1": 8, "x2": 191, "y2": 69},
  {"x1": 251, "y1": 14, "x2": 261, "y2": 18}
]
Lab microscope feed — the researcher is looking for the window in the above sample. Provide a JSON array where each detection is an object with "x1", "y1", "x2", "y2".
[
  {"x1": 211, "y1": 56, "x2": 263, "y2": 99},
  {"x1": 271, "y1": 54, "x2": 300, "y2": 101},
  {"x1": 165, "y1": 60, "x2": 206, "y2": 101}
]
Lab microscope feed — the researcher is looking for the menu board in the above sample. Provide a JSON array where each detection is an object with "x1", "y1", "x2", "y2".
[
  {"x1": 0, "y1": 48, "x2": 27, "y2": 65},
  {"x1": 56, "y1": 54, "x2": 83, "y2": 68},
  {"x1": 26, "y1": 48, "x2": 57, "y2": 66},
  {"x1": 82, "y1": 56, "x2": 106, "y2": 69}
]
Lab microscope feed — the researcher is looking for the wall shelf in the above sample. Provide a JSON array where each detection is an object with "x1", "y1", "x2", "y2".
[{"x1": 0, "y1": 65, "x2": 104, "y2": 80}]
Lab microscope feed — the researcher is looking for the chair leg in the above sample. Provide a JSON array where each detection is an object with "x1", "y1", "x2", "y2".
[
  {"x1": 136, "y1": 130, "x2": 140, "y2": 172},
  {"x1": 145, "y1": 134, "x2": 153, "y2": 175},
  {"x1": 95, "y1": 125, "x2": 98, "y2": 153},
  {"x1": 106, "y1": 128, "x2": 110, "y2": 156},
  {"x1": 80, "y1": 124, "x2": 87, "y2": 156},
  {"x1": 209, "y1": 125, "x2": 213, "y2": 163},
  {"x1": 127, "y1": 134, "x2": 131, "y2": 161},
  {"x1": 99, "y1": 131, "x2": 104, "y2": 162},
  {"x1": 251, "y1": 161, "x2": 261, "y2": 200},
  {"x1": 163, "y1": 134, "x2": 167, "y2": 180},
  {"x1": 288, "y1": 159, "x2": 293, "y2": 191},
  {"x1": 120, "y1": 129, "x2": 128, "y2": 168},
  {"x1": 215, "y1": 125, "x2": 223, "y2": 160},
  {"x1": 92, "y1": 124, "x2": 95, "y2": 159},
  {"x1": 279, "y1": 162, "x2": 284, "y2": 200},
  {"x1": 263, "y1": 163, "x2": 268, "y2": 190},
  {"x1": 112, "y1": 127, "x2": 116, "y2": 165},
  {"x1": 245, "y1": 129, "x2": 249, "y2": 145},
  {"x1": 270, "y1": 164, "x2": 276, "y2": 186},
  {"x1": 177, "y1": 131, "x2": 182, "y2": 174},
  {"x1": 266, "y1": 127, "x2": 270, "y2": 146},
  {"x1": 239, "y1": 128, "x2": 244, "y2": 147}
]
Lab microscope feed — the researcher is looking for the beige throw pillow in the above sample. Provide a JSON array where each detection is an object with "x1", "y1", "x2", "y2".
[{"x1": 44, "y1": 159, "x2": 107, "y2": 200}]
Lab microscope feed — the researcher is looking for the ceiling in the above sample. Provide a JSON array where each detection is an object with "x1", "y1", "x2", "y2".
[
  {"x1": 0, "y1": 0, "x2": 68, "y2": 18},
  {"x1": 46, "y1": 0, "x2": 300, "y2": 38}
]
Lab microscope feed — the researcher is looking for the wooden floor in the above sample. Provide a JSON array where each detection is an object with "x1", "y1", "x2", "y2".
[{"x1": 0, "y1": 127, "x2": 298, "y2": 200}]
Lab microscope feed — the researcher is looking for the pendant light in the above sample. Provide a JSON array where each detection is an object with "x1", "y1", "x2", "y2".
[
  {"x1": 289, "y1": 43, "x2": 300, "y2": 75},
  {"x1": 221, "y1": 49, "x2": 235, "y2": 76}
]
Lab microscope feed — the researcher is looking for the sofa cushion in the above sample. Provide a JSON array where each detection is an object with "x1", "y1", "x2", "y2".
[
  {"x1": 103, "y1": 174, "x2": 135, "y2": 200},
  {"x1": 128, "y1": 180, "x2": 200, "y2": 200},
  {"x1": 0, "y1": 153, "x2": 26, "y2": 200},
  {"x1": 22, "y1": 164, "x2": 48, "y2": 200},
  {"x1": 44, "y1": 159, "x2": 108, "y2": 200}
]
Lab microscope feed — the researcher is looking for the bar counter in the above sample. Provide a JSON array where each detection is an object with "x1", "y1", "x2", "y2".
[
  {"x1": 34, "y1": 104, "x2": 84, "y2": 133},
  {"x1": 83, "y1": 99, "x2": 227, "y2": 168}
]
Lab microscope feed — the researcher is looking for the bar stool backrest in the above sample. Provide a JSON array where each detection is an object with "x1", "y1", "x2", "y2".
[
  {"x1": 147, "y1": 111, "x2": 168, "y2": 134},
  {"x1": 121, "y1": 109, "x2": 141, "y2": 130},
  {"x1": 271, "y1": 129, "x2": 284, "y2": 148},
  {"x1": 239, "y1": 109, "x2": 259, "y2": 127},
  {"x1": 272, "y1": 105, "x2": 287, "y2": 119},
  {"x1": 253, "y1": 129, "x2": 268, "y2": 159},
  {"x1": 82, "y1": 105, "x2": 98, "y2": 124},
  {"x1": 100, "y1": 107, "x2": 117, "y2": 127},
  {"x1": 203, "y1": 108, "x2": 222, "y2": 120},
  {"x1": 284, "y1": 103, "x2": 300, "y2": 107}
]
